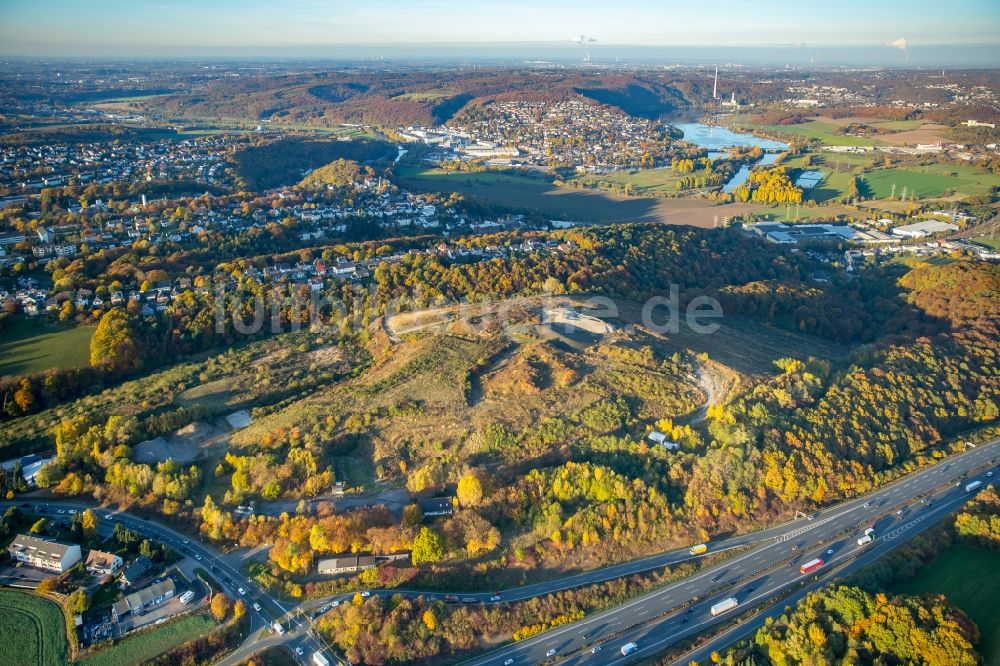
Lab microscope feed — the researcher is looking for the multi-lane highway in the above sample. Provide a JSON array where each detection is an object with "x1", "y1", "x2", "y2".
[
  {"x1": 462, "y1": 439, "x2": 999, "y2": 666},
  {"x1": 3, "y1": 438, "x2": 995, "y2": 666}
]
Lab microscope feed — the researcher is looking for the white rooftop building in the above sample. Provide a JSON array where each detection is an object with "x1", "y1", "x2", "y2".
[{"x1": 891, "y1": 220, "x2": 960, "y2": 238}]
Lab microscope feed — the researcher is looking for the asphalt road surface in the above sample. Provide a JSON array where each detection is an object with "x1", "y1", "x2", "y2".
[
  {"x1": 462, "y1": 439, "x2": 999, "y2": 666},
  {"x1": 3, "y1": 438, "x2": 994, "y2": 666}
]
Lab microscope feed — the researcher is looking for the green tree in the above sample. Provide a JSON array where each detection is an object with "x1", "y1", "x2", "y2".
[{"x1": 411, "y1": 527, "x2": 445, "y2": 565}]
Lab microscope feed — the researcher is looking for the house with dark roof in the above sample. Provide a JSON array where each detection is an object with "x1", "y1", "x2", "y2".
[
  {"x1": 417, "y1": 497, "x2": 454, "y2": 517},
  {"x1": 317, "y1": 555, "x2": 377, "y2": 576},
  {"x1": 119, "y1": 556, "x2": 151, "y2": 588},
  {"x1": 111, "y1": 579, "x2": 176, "y2": 621}
]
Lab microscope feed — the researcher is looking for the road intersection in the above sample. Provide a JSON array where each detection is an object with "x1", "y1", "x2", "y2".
[{"x1": 3, "y1": 437, "x2": 995, "y2": 666}]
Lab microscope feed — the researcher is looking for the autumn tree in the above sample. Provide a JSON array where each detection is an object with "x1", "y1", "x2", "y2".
[
  {"x1": 90, "y1": 308, "x2": 141, "y2": 373},
  {"x1": 210, "y1": 593, "x2": 231, "y2": 621},
  {"x1": 81, "y1": 508, "x2": 98, "y2": 540},
  {"x1": 456, "y1": 472, "x2": 484, "y2": 507}
]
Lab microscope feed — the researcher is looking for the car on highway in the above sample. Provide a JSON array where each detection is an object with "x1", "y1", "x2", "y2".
[
  {"x1": 253, "y1": 603, "x2": 262, "y2": 612},
  {"x1": 331, "y1": 600, "x2": 341, "y2": 607},
  {"x1": 295, "y1": 647, "x2": 304, "y2": 656},
  {"x1": 826, "y1": 549, "x2": 834, "y2": 555},
  {"x1": 490, "y1": 594, "x2": 502, "y2": 602},
  {"x1": 182, "y1": 539, "x2": 189, "y2": 544},
  {"x1": 361, "y1": 591, "x2": 371, "y2": 598},
  {"x1": 195, "y1": 554, "x2": 202, "y2": 561},
  {"x1": 591, "y1": 645, "x2": 602, "y2": 653},
  {"x1": 988, "y1": 471, "x2": 994, "y2": 477},
  {"x1": 504, "y1": 659, "x2": 514, "y2": 665},
  {"x1": 238, "y1": 587, "x2": 246, "y2": 595},
  {"x1": 546, "y1": 648, "x2": 557, "y2": 657},
  {"x1": 709, "y1": 575, "x2": 719, "y2": 582}
]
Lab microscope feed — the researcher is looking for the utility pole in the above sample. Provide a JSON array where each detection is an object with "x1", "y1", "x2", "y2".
[{"x1": 713, "y1": 67, "x2": 719, "y2": 100}]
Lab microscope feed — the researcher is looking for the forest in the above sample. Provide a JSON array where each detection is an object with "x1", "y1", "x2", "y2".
[
  {"x1": 229, "y1": 138, "x2": 395, "y2": 191},
  {"x1": 5, "y1": 222, "x2": 998, "y2": 598}
]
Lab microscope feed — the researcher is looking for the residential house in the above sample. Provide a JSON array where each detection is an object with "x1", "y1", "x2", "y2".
[
  {"x1": 119, "y1": 556, "x2": 151, "y2": 587},
  {"x1": 86, "y1": 550, "x2": 124, "y2": 577},
  {"x1": 8, "y1": 534, "x2": 82, "y2": 573},
  {"x1": 111, "y1": 579, "x2": 176, "y2": 621},
  {"x1": 317, "y1": 555, "x2": 377, "y2": 576},
  {"x1": 417, "y1": 497, "x2": 454, "y2": 517}
]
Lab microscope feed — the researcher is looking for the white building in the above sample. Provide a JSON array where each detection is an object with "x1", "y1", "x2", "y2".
[
  {"x1": 85, "y1": 550, "x2": 124, "y2": 577},
  {"x1": 647, "y1": 430, "x2": 680, "y2": 450},
  {"x1": 8, "y1": 534, "x2": 82, "y2": 573},
  {"x1": 891, "y1": 220, "x2": 959, "y2": 239}
]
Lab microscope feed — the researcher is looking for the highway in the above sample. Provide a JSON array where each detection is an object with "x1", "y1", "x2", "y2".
[
  {"x1": 3, "y1": 438, "x2": 995, "y2": 666},
  {"x1": 462, "y1": 438, "x2": 999, "y2": 666}
]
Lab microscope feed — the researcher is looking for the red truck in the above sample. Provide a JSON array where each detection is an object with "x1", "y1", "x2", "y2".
[{"x1": 799, "y1": 558, "x2": 824, "y2": 575}]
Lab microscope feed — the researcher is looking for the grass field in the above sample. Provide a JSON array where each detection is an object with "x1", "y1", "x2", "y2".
[
  {"x1": 397, "y1": 165, "x2": 729, "y2": 225},
  {"x1": 569, "y1": 168, "x2": 689, "y2": 197},
  {"x1": 862, "y1": 164, "x2": 1000, "y2": 201},
  {"x1": 0, "y1": 318, "x2": 93, "y2": 377},
  {"x1": 752, "y1": 121, "x2": 879, "y2": 146},
  {"x1": 393, "y1": 90, "x2": 456, "y2": 102},
  {"x1": 737, "y1": 116, "x2": 948, "y2": 148},
  {"x1": 971, "y1": 236, "x2": 1000, "y2": 251},
  {"x1": 80, "y1": 613, "x2": 217, "y2": 666},
  {"x1": 0, "y1": 589, "x2": 69, "y2": 666},
  {"x1": 894, "y1": 544, "x2": 1000, "y2": 666}
]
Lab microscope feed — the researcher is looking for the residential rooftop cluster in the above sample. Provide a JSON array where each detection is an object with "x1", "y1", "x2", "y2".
[{"x1": 403, "y1": 99, "x2": 677, "y2": 170}]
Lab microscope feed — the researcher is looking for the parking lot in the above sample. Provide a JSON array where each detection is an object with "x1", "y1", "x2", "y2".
[{"x1": 0, "y1": 562, "x2": 48, "y2": 589}]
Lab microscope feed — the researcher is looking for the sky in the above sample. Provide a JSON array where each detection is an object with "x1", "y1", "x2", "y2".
[{"x1": 1, "y1": 0, "x2": 998, "y2": 58}]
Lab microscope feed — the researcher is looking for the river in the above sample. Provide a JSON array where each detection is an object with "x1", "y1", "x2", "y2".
[{"x1": 673, "y1": 122, "x2": 788, "y2": 192}]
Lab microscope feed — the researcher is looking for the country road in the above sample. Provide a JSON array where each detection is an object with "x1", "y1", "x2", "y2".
[{"x1": 3, "y1": 438, "x2": 995, "y2": 666}]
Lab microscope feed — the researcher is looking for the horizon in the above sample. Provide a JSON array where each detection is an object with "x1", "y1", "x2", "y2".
[
  {"x1": 2, "y1": 0, "x2": 999, "y2": 65},
  {"x1": 1, "y1": 43, "x2": 998, "y2": 68}
]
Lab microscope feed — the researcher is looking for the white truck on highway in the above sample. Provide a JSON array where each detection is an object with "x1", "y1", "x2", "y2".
[
  {"x1": 966, "y1": 480, "x2": 983, "y2": 493},
  {"x1": 620, "y1": 642, "x2": 638, "y2": 656},
  {"x1": 710, "y1": 597, "x2": 739, "y2": 616},
  {"x1": 312, "y1": 652, "x2": 331, "y2": 666},
  {"x1": 857, "y1": 526, "x2": 876, "y2": 546}
]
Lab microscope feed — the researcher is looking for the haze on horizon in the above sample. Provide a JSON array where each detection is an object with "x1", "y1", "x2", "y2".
[{"x1": 1, "y1": 0, "x2": 998, "y2": 64}]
